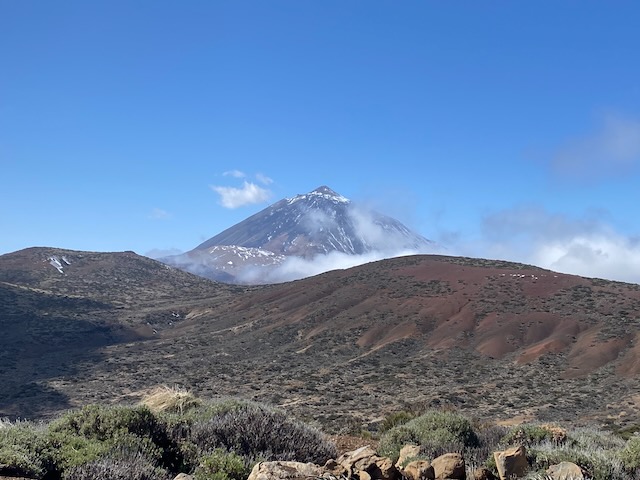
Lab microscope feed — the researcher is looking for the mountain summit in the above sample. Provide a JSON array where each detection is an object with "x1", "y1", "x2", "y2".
[{"x1": 162, "y1": 186, "x2": 434, "y2": 283}]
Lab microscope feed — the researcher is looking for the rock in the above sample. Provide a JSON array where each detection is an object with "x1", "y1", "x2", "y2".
[
  {"x1": 546, "y1": 461, "x2": 588, "y2": 479},
  {"x1": 368, "y1": 455, "x2": 399, "y2": 480},
  {"x1": 247, "y1": 461, "x2": 326, "y2": 480},
  {"x1": 336, "y1": 446, "x2": 379, "y2": 468},
  {"x1": 473, "y1": 467, "x2": 498, "y2": 480},
  {"x1": 174, "y1": 475, "x2": 193, "y2": 480},
  {"x1": 493, "y1": 446, "x2": 528, "y2": 480},
  {"x1": 334, "y1": 446, "x2": 401, "y2": 480},
  {"x1": 358, "y1": 470, "x2": 372, "y2": 480},
  {"x1": 403, "y1": 460, "x2": 435, "y2": 480},
  {"x1": 396, "y1": 444, "x2": 422, "y2": 468},
  {"x1": 431, "y1": 453, "x2": 465, "y2": 480}
]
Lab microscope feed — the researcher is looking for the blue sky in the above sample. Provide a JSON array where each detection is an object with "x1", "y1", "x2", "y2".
[{"x1": 2, "y1": 1, "x2": 640, "y2": 283}]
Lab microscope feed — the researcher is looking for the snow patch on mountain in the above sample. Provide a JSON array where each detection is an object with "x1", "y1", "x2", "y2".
[
  {"x1": 287, "y1": 186, "x2": 349, "y2": 206},
  {"x1": 48, "y1": 255, "x2": 70, "y2": 274}
]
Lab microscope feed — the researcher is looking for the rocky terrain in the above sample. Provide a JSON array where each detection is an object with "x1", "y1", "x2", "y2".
[{"x1": 2, "y1": 247, "x2": 640, "y2": 435}]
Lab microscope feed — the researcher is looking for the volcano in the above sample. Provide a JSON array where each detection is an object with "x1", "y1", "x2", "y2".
[{"x1": 162, "y1": 186, "x2": 434, "y2": 283}]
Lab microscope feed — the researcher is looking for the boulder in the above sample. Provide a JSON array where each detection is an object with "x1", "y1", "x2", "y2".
[
  {"x1": 493, "y1": 446, "x2": 528, "y2": 480},
  {"x1": 174, "y1": 475, "x2": 193, "y2": 480},
  {"x1": 396, "y1": 444, "x2": 422, "y2": 468},
  {"x1": 403, "y1": 460, "x2": 435, "y2": 480},
  {"x1": 358, "y1": 471, "x2": 372, "y2": 480},
  {"x1": 247, "y1": 461, "x2": 326, "y2": 480},
  {"x1": 546, "y1": 461, "x2": 588, "y2": 480},
  {"x1": 431, "y1": 453, "x2": 465, "y2": 480},
  {"x1": 334, "y1": 446, "x2": 401, "y2": 480},
  {"x1": 473, "y1": 467, "x2": 498, "y2": 480}
]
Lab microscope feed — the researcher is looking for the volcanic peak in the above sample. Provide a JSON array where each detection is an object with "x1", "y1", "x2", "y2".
[{"x1": 287, "y1": 185, "x2": 349, "y2": 206}]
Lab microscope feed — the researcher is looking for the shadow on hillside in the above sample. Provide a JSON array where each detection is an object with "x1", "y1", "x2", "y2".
[
  {"x1": 0, "y1": 344, "x2": 112, "y2": 420},
  {"x1": 0, "y1": 284, "x2": 146, "y2": 420}
]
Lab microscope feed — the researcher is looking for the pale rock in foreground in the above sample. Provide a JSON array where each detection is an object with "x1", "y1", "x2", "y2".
[
  {"x1": 247, "y1": 461, "x2": 326, "y2": 480},
  {"x1": 431, "y1": 452, "x2": 466, "y2": 480},
  {"x1": 493, "y1": 446, "x2": 528, "y2": 480},
  {"x1": 402, "y1": 460, "x2": 435, "y2": 480},
  {"x1": 332, "y1": 445, "x2": 400, "y2": 480},
  {"x1": 546, "y1": 461, "x2": 589, "y2": 479},
  {"x1": 395, "y1": 444, "x2": 421, "y2": 468}
]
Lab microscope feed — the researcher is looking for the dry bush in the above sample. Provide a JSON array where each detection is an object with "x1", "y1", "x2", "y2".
[
  {"x1": 188, "y1": 402, "x2": 337, "y2": 465},
  {"x1": 64, "y1": 451, "x2": 172, "y2": 480},
  {"x1": 141, "y1": 385, "x2": 202, "y2": 415}
]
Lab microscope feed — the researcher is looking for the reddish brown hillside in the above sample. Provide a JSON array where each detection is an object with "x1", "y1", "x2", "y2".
[
  {"x1": 3, "y1": 252, "x2": 640, "y2": 430},
  {"x1": 190, "y1": 254, "x2": 640, "y2": 377}
]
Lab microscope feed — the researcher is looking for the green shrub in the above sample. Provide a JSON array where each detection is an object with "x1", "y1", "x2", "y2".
[
  {"x1": 501, "y1": 424, "x2": 559, "y2": 447},
  {"x1": 45, "y1": 430, "x2": 108, "y2": 472},
  {"x1": 193, "y1": 448, "x2": 253, "y2": 480},
  {"x1": 49, "y1": 404, "x2": 183, "y2": 472},
  {"x1": 379, "y1": 411, "x2": 415, "y2": 433},
  {"x1": 615, "y1": 424, "x2": 640, "y2": 441},
  {"x1": 49, "y1": 404, "x2": 161, "y2": 442},
  {"x1": 0, "y1": 421, "x2": 51, "y2": 478},
  {"x1": 620, "y1": 436, "x2": 640, "y2": 471},
  {"x1": 378, "y1": 410, "x2": 478, "y2": 461}
]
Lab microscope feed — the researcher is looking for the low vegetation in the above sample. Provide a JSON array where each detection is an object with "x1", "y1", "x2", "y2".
[
  {"x1": 0, "y1": 387, "x2": 336, "y2": 480},
  {"x1": 4, "y1": 389, "x2": 640, "y2": 480},
  {"x1": 376, "y1": 410, "x2": 640, "y2": 479}
]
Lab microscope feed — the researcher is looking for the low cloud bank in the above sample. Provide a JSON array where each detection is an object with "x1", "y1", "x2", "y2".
[
  {"x1": 237, "y1": 247, "x2": 431, "y2": 284},
  {"x1": 462, "y1": 206, "x2": 640, "y2": 284},
  {"x1": 236, "y1": 204, "x2": 439, "y2": 284}
]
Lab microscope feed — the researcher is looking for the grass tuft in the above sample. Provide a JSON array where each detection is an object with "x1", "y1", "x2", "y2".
[{"x1": 141, "y1": 385, "x2": 202, "y2": 415}]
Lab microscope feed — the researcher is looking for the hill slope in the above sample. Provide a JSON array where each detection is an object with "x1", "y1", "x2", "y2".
[
  {"x1": 0, "y1": 247, "x2": 239, "y2": 418},
  {"x1": 6, "y1": 252, "x2": 638, "y2": 430}
]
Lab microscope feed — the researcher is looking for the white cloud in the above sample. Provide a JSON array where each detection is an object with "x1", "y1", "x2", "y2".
[
  {"x1": 552, "y1": 113, "x2": 640, "y2": 180},
  {"x1": 534, "y1": 233, "x2": 640, "y2": 283},
  {"x1": 466, "y1": 206, "x2": 640, "y2": 284},
  {"x1": 238, "y1": 248, "x2": 424, "y2": 284},
  {"x1": 256, "y1": 173, "x2": 273, "y2": 185},
  {"x1": 149, "y1": 208, "x2": 171, "y2": 220},
  {"x1": 235, "y1": 203, "x2": 440, "y2": 284},
  {"x1": 223, "y1": 170, "x2": 246, "y2": 178},
  {"x1": 211, "y1": 181, "x2": 271, "y2": 208}
]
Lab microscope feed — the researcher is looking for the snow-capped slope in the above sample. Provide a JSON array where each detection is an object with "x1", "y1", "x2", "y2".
[
  {"x1": 195, "y1": 186, "x2": 433, "y2": 256},
  {"x1": 162, "y1": 186, "x2": 435, "y2": 284}
]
